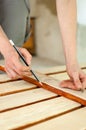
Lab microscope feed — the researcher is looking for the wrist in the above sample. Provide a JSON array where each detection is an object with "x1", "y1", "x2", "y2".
[
  {"x1": 64, "y1": 50, "x2": 78, "y2": 67},
  {"x1": 1, "y1": 45, "x2": 17, "y2": 59}
]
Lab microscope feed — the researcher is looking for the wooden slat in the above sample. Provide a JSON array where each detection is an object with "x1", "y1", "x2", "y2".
[
  {"x1": 35, "y1": 65, "x2": 66, "y2": 74},
  {"x1": 50, "y1": 72, "x2": 69, "y2": 80},
  {"x1": 0, "y1": 73, "x2": 10, "y2": 81},
  {"x1": 0, "y1": 88, "x2": 57, "y2": 112},
  {"x1": 0, "y1": 97, "x2": 80, "y2": 129},
  {"x1": 37, "y1": 63, "x2": 86, "y2": 74},
  {"x1": 29, "y1": 70, "x2": 86, "y2": 105},
  {"x1": 21, "y1": 72, "x2": 86, "y2": 105},
  {"x1": 50, "y1": 68, "x2": 86, "y2": 81},
  {"x1": 0, "y1": 66, "x2": 86, "y2": 106},
  {"x1": 0, "y1": 79, "x2": 36, "y2": 96},
  {"x1": 49, "y1": 72, "x2": 86, "y2": 105},
  {"x1": 27, "y1": 107, "x2": 86, "y2": 130},
  {"x1": 0, "y1": 61, "x2": 86, "y2": 130}
]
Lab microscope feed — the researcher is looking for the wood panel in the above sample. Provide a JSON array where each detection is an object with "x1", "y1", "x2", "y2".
[
  {"x1": 50, "y1": 68, "x2": 86, "y2": 81},
  {"x1": 0, "y1": 78, "x2": 36, "y2": 96},
  {"x1": 0, "y1": 88, "x2": 57, "y2": 112},
  {"x1": 21, "y1": 72, "x2": 86, "y2": 105},
  {"x1": 0, "y1": 62, "x2": 86, "y2": 129},
  {"x1": 0, "y1": 73, "x2": 10, "y2": 81},
  {"x1": 0, "y1": 97, "x2": 80, "y2": 129},
  {"x1": 37, "y1": 63, "x2": 86, "y2": 74},
  {"x1": 27, "y1": 107, "x2": 86, "y2": 130},
  {"x1": 48, "y1": 71, "x2": 86, "y2": 105}
]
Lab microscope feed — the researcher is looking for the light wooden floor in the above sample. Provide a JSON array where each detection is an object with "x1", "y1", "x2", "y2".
[
  {"x1": 0, "y1": 56, "x2": 58, "y2": 72},
  {"x1": 0, "y1": 60, "x2": 86, "y2": 130}
]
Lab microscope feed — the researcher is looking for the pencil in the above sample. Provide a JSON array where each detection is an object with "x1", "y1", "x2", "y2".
[{"x1": 9, "y1": 40, "x2": 42, "y2": 85}]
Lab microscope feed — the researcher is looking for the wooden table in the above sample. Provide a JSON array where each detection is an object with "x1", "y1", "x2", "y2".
[{"x1": 0, "y1": 64, "x2": 86, "y2": 130}]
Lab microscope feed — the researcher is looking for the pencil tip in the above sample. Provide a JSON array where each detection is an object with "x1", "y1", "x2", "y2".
[{"x1": 39, "y1": 82, "x2": 43, "y2": 86}]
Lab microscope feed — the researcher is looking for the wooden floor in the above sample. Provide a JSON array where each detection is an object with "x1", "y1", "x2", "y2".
[{"x1": 0, "y1": 64, "x2": 86, "y2": 130}]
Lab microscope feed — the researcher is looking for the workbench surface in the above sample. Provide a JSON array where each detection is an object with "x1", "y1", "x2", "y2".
[{"x1": 0, "y1": 63, "x2": 86, "y2": 130}]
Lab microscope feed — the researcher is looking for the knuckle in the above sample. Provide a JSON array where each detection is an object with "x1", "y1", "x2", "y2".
[
  {"x1": 29, "y1": 54, "x2": 32, "y2": 60},
  {"x1": 9, "y1": 75, "x2": 14, "y2": 79},
  {"x1": 10, "y1": 74, "x2": 16, "y2": 79},
  {"x1": 16, "y1": 66, "x2": 23, "y2": 75},
  {"x1": 74, "y1": 78, "x2": 78, "y2": 81},
  {"x1": 22, "y1": 48, "x2": 26, "y2": 52}
]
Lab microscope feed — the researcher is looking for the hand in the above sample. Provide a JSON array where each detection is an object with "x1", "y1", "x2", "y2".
[
  {"x1": 60, "y1": 63, "x2": 86, "y2": 90},
  {"x1": 4, "y1": 47, "x2": 32, "y2": 79}
]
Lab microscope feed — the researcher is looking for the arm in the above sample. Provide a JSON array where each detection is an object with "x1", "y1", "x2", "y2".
[
  {"x1": 0, "y1": 26, "x2": 32, "y2": 79},
  {"x1": 56, "y1": 0, "x2": 86, "y2": 90}
]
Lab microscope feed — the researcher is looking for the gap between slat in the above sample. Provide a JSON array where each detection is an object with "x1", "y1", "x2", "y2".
[{"x1": 13, "y1": 106, "x2": 83, "y2": 130}]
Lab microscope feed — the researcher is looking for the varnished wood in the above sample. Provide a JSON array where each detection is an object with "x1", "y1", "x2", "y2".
[
  {"x1": 0, "y1": 66, "x2": 86, "y2": 106},
  {"x1": 0, "y1": 65, "x2": 5, "y2": 72},
  {"x1": 0, "y1": 64, "x2": 86, "y2": 129},
  {"x1": 19, "y1": 74, "x2": 86, "y2": 106}
]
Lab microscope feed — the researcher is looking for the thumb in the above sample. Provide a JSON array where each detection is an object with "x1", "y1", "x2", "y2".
[
  {"x1": 19, "y1": 48, "x2": 32, "y2": 65},
  {"x1": 72, "y1": 73, "x2": 82, "y2": 90}
]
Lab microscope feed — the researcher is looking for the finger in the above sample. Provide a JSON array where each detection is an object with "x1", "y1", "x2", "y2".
[
  {"x1": 72, "y1": 72, "x2": 82, "y2": 90},
  {"x1": 13, "y1": 60, "x2": 30, "y2": 75},
  {"x1": 5, "y1": 56, "x2": 31, "y2": 77},
  {"x1": 81, "y1": 79, "x2": 86, "y2": 89},
  {"x1": 19, "y1": 48, "x2": 32, "y2": 65},
  {"x1": 79, "y1": 72, "x2": 86, "y2": 89},
  {"x1": 5, "y1": 67, "x2": 20, "y2": 79},
  {"x1": 15, "y1": 66, "x2": 31, "y2": 76},
  {"x1": 22, "y1": 71, "x2": 32, "y2": 76},
  {"x1": 79, "y1": 71, "x2": 86, "y2": 81},
  {"x1": 60, "y1": 80, "x2": 78, "y2": 90}
]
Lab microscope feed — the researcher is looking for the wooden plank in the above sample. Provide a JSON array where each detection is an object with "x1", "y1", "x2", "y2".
[
  {"x1": 49, "y1": 73, "x2": 86, "y2": 105},
  {"x1": 31, "y1": 70, "x2": 86, "y2": 105},
  {"x1": 22, "y1": 73, "x2": 86, "y2": 105},
  {"x1": 0, "y1": 79, "x2": 36, "y2": 96},
  {"x1": 0, "y1": 97, "x2": 80, "y2": 129},
  {"x1": 0, "y1": 73, "x2": 10, "y2": 81},
  {"x1": 50, "y1": 72, "x2": 69, "y2": 81},
  {"x1": 50, "y1": 68, "x2": 86, "y2": 81},
  {"x1": 36, "y1": 63, "x2": 86, "y2": 74},
  {"x1": 0, "y1": 66, "x2": 86, "y2": 106},
  {"x1": 35, "y1": 65, "x2": 66, "y2": 74},
  {"x1": 0, "y1": 60, "x2": 4, "y2": 65},
  {"x1": 0, "y1": 88, "x2": 57, "y2": 112},
  {"x1": 27, "y1": 107, "x2": 86, "y2": 130}
]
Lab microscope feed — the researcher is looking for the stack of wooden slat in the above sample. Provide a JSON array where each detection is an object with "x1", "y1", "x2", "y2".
[{"x1": 0, "y1": 65, "x2": 86, "y2": 130}]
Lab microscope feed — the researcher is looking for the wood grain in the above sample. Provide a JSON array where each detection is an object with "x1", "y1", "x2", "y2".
[
  {"x1": 22, "y1": 73, "x2": 86, "y2": 106},
  {"x1": 0, "y1": 88, "x2": 57, "y2": 112},
  {"x1": 0, "y1": 66, "x2": 86, "y2": 105},
  {"x1": 27, "y1": 107, "x2": 86, "y2": 130},
  {"x1": 0, "y1": 64, "x2": 86, "y2": 129},
  {"x1": 0, "y1": 97, "x2": 80, "y2": 129},
  {"x1": 0, "y1": 79, "x2": 36, "y2": 96}
]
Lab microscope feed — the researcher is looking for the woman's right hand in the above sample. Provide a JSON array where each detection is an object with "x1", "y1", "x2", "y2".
[{"x1": 4, "y1": 47, "x2": 32, "y2": 79}]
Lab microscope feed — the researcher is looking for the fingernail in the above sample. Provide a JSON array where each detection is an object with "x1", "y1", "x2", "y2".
[{"x1": 80, "y1": 88, "x2": 84, "y2": 92}]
